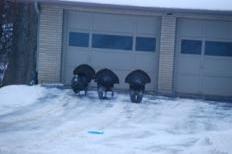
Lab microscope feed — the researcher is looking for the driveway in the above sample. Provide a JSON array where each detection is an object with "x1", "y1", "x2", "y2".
[{"x1": 0, "y1": 85, "x2": 231, "y2": 154}]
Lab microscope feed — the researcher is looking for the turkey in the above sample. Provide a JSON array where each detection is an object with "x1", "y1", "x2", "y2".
[
  {"x1": 71, "y1": 64, "x2": 95, "y2": 95},
  {"x1": 125, "y1": 70, "x2": 151, "y2": 103},
  {"x1": 95, "y1": 68, "x2": 119, "y2": 99}
]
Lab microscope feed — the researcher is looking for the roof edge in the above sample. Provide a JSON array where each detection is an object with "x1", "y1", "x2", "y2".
[{"x1": 17, "y1": 0, "x2": 232, "y2": 16}]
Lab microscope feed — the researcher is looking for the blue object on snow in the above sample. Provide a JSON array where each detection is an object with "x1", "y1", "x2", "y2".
[{"x1": 88, "y1": 131, "x2": 104, "y2": 135}]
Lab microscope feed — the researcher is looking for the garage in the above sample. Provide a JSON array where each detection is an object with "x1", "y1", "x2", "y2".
[
  {"x1": 62, "y1": 11, "x2": 161, "y2": 91},
  {"x1": 175, "y1": 18, "x2": 232, "y2": 97}
]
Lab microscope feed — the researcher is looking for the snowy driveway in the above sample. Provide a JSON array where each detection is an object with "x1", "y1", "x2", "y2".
[{"x1": 0, "y1": 85, "x2": 232, "y2": 154}]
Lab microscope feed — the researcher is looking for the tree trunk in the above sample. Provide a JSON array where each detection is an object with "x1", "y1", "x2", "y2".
[{"x1": 4, "y1": 2, "x2": 38, "y2": 85}]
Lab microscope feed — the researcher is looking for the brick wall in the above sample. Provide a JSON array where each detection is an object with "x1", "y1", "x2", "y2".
[
  {"x1": 158, "y1": 15, "x2": 176, "y2": 95},
  {"x1": 37, "y1": 5, "x2": 63, "y2": 83}
]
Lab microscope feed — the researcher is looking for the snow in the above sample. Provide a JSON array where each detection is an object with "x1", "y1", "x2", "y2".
[
  {"x1": 60, "y1": 0, "x2": 232, "y2": 11},
  {"x1": 0, "y1": 85, "x2": 45, "y2": 115},
  {"x1": 0, "y1": 85, "x2": 232, "y2": 154}
]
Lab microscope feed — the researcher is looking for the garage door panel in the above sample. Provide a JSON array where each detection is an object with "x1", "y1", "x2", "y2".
[
  {"x1": 63, "y1": 11, "x2": 159, "y2": 91},
  {"x1": 178, "y1": 19, "x2": 204, "y2": 37},
  {"x1": 124, "y1": 70, "x2": 155, "y2": 90},
  {"x1": 202, "y1": 76, "x2": 232, "y2": 96},
  {"x1": 134, "y1": 54, "x2": 155, "y2": 72},
  {"x1": 176, "y1": 75, "x2": 201, "y2": 94},
  {"x1": 176, "y1": 18, "x2": 232, "y2": 97},
  {"x1": 205, "y1": 20, "x2": 232, "y2": 39},
  {"x1": 93, "y1": 13, "x2": 135, "y2": 34},
  {"x1": 145, "y1": 72, "x2": 156, "y2": 91},
  {"x1": 177, "y1": 57, "x2": 201, "y2": 74},
  {"x1": 66, "y1": 58, "x2": 90, "y2": 67},
  {"x1": 64, "y1": 66, "x2": 75, "y2": 84},
  {"x1": 66, "y1": 51, "x2": 91, "y2": 66},
  {"x1": 91, "y1": 51, "x2": 133, "y2": 70},
  {"x1": 65, "y1": 58, "x2": 90, "y2": 69},
  {"x1": 68, "y1": 47, "x2": 91, "y2": 53},
  {"x1": 137, "y1": 17, "x2": 160, "y2": 35},
  {"x1": 203, "y1": 58, "x2": 232, "y2": 77},
  {"x1": 68, "y1": 11, "x2": 92, "y2": 30},
  {"x1": 131, "y1": 65, "x2": 154, "y2": 73}
]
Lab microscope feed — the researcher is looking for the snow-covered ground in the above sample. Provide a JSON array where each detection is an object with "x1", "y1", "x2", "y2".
[{"x1": 0, "y1": 85, "x2": 232, "y2": 154}]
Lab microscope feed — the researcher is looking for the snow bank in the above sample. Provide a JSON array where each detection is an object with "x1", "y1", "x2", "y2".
[
  {"x1": 0, "y1": 85, "x2": 46, "y2": 115},
  {"x1": 61, "y1": 0, "x2": 232, "y2": 11}
]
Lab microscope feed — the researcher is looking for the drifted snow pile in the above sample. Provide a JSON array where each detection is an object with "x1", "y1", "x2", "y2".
[
  {"x1": 0, "y1": 85, "x2": 232, "y2": 154},
  {"x1": 0, "y1": 85, "x2": 45, "y2": 115}
]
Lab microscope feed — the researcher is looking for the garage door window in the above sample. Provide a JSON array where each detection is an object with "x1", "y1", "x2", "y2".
[
  {"x1": 136, "y1": 37, "x2": 156, "y2": 52},
  {"x1": 205, "y1": 41, "x2": 232, "y2": 57},
  {"x1": 69, "y1": 32, "x2": 89, "y2": 47},
  {"x1": 181, "y1": 40, "x2": 202, "y2": 55},
  {"x1": 92, "y1": 34, "x2": 133, "y2": 50}
]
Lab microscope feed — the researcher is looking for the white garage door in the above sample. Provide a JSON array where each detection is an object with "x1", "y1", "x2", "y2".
[
  {"x1": 175, "y1": 18, "x2": 232, "y2": 97},
  {"x1": 62, "y1": 11, "x2": 161, "y2": 91}
]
